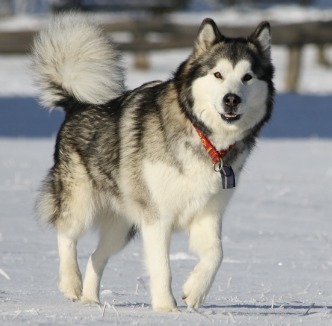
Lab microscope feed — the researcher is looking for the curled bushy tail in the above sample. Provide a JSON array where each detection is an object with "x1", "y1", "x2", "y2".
[{"x1": 32, "y1": 13, "x2": 124, "y2": 109}]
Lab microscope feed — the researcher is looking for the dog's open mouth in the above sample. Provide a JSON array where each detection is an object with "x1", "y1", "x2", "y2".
[{"x1": 220, "y1": 113, "x2": 242, "y2": 122}]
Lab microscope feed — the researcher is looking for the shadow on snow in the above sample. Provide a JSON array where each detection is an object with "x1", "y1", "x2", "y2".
[{"x1": 203, "y1": 303, "x2": 332, "y2": 316}]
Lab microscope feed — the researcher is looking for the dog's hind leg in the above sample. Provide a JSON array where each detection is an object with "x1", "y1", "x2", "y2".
[
  {"x1": 52, "y1": 164, "x2": 96, "y2": 302},
  {"x1": 57, "y1": 231, "x2": 83, "y2": 301},
  {"x1": 81, "y1": 216, "x2": 134, "y2": 304}
]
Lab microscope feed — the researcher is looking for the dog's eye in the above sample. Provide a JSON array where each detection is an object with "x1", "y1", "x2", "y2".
[
  {"x1": 242, "y1": 74, "x2": 253, "y2": 82},
  {"x1": 214, "y1": 72, "x2": 223, "y2": 79}
]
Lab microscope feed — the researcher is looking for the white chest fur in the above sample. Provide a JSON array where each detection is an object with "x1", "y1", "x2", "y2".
[{"x1": 142, "y1": 144, "x2": 249, "y2": 229}]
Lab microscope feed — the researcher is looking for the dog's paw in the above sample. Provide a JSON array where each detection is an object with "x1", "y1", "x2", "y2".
[
  {"x1": 58, "y1": 268, "x2": 83, "y2": 301},
  {"x1": 153, "y1": 305, "x2": 180, "y2": 313},
  {"x1": 80, "y1": 295, "x2": 100, "y2": 305},
  {"x1": 182, "y1": 293, "x2": 205, "y2": 310},
  {"x1": 182, "y1": 275, "x2": 207, "y2": 309},
  {"x1": 152, "y1": 296, "x2": 178, "y2": 313},
  {"x1": 59, "y1": 280, "x2": 82, "y2": 301}
]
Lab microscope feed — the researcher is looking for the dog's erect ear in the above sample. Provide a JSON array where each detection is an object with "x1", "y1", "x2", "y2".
[
  {"x1": 195, "y1": 18, "x2": 223, "y2": 55},
  {"x1": 249, "y1": 21, "x2": 271, "y2": 57}
]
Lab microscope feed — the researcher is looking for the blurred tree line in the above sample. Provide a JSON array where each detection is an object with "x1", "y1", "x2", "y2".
[{"x1": 0, "y1": 0, "x2": 317, "y2": 17}]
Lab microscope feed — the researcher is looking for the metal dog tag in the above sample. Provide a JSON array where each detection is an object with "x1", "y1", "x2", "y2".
[{"x1": 219, "y1": 165, "x2": 236, "y2": 189}]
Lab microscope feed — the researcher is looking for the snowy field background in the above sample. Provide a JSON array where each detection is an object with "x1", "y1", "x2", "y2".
[{"x1": 1, "y1": 5, "x2": 332, "y2": 325}]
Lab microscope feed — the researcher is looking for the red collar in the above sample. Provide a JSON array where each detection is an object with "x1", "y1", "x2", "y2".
[{"x1": 194, "y1": 127, "x2": 234, "y2": 165}]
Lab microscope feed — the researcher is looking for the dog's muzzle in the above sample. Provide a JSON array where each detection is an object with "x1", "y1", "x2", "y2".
[{"x1": 221, "y1": 93, "x2": 242, "y2": 122}]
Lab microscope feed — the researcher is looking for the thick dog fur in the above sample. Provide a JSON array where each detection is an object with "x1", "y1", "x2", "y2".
[{"x1": 33, "y1": 13, "x2": 274, "y2": 311}]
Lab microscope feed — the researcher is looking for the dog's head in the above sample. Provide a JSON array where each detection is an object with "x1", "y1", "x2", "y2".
[{"x1": 176, "y1": 18, "x2": 274, "y2": 145}]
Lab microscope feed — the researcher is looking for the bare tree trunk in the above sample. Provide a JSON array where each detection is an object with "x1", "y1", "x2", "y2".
[
  {"x1": 285, "y1": 45, "x2": 302, "y2": 92},
  {"x1": 317, "y1": 44, "x2": 332, "y2": 67},
  {"x1": 133, "y1": 20, "x2": 150, "y2": 70}
]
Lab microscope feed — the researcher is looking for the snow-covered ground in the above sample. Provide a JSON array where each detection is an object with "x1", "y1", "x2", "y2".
[
  {"x1": 1, "y1": 139, "x2": 332, "y2": 325},
  {"x1": 1, "y1": 5, "x2": 332, "y2": 325}
]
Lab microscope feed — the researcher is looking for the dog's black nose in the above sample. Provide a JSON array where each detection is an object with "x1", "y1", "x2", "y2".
[{"x1": 223, "y1": 93, "x2": 241, "y2": 108}]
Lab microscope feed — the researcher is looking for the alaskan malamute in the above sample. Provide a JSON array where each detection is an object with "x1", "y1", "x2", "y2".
[{"x1": 33, "y1": 13, "x2": 274, "y2": 311}]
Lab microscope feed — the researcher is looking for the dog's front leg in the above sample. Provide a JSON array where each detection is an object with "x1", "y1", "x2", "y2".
[
  {"x1": 182, "y1": 213, "x2": 223, "y2": 309},
  {"x1": 141, "y1": 220, "x2": 177, "y2": 312}
]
